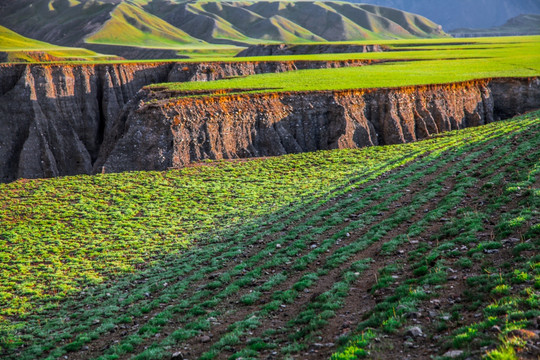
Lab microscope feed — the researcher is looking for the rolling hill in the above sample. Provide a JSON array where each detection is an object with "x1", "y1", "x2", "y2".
[
  {"x1": 0, "y1": 24, "x2": 65, "y2": 50},
  {"x1": 0, "y1": 25, "x2": 118, "y2": 62},
  {"x1": 0, "y1": 0, "x2": 448, "y2": 58},
  {"x1": 85, "y1": 1, "x2": 205, "y2": 47},
  {"x1": 145, "y1": 0, "x2": 448, "y2": 44},
  {"x1": 0, "y1": 0, "x2": 118, "y2": 47}
]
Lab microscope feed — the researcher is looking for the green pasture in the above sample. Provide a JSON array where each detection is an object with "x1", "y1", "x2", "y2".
[
  {"x1": 0, "y1": 138, "x2": 424, "y2": 320},
  {"x1": 1, "y1": 111, "x2": 538, "y2": 359},
  {"x1": 0, "y1": 25, "x2": 117, "y2": 62},
  {"x1": 0, "y1": 25, "x2": 69, "y2": 51},
  {"x1": 85, "y1": 2, "x2": 205, "y2": 48},
  {"x1": 174, "y1": 35, "x2": 540, "y2": 61},
  {"x1": 152, "y1": 36, "x2": 540, "y2": 95}
]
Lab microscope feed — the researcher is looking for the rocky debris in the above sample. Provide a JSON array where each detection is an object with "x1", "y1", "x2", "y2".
[
  {"x1": 442, "y1": 350, "x2": 464, "y2": 358},
  {"x1": 405, "y1": 326, "x2": 424, "y2": 338},
  {"x1": 200, "y1": 335, "x2": 211, "y2": 343},
  {"x1": 171, "y1": 351, "x2": 184, "y2": 359},
  {"x1": 312, "y1": 342, "x2": 335, "y2": 348}
]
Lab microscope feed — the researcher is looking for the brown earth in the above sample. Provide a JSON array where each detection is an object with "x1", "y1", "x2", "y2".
[
  {"x1": 96, "y1": 77, "x2": 540, "y2": 174},
  {"x1": 235, "y1": 43, "x2": 388, "y2": 57},
  {"x1": 0, "y1": 59, "x2": 375, "y2": 183}
]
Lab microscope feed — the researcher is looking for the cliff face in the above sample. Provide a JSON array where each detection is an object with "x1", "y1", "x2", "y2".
[
  {"x1": 97, "y1": 78, "x2": 539, "y2": 173},
  {"x1": 235, "y1": 43, "x2": 387, "y2": 57},
  {"x1": 490, "y1": 78, "x2": 540, "y2": 119},
  {"x1": 0, "y1": 63, "x2": 173, "y2": 182},
  {"x1": 0, "y1": 59, "x2": 373, "y2": 182},
  {"x1": 0, "y1": 59, "x2": 538, "y2": 182}
]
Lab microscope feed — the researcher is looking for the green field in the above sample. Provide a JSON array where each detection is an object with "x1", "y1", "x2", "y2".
[
  {"x1": 151, "y1": 36, "x2": 540, "y2": 96},
  {"x1": 0, "y1": 25, "x2": 117, "y2": 63},
  {"x1": 1, "y1": 110, "x2": 539, "y2": 359},
  {"x1": 0, "y1": 25, "x2": 64, "y2": 51}
]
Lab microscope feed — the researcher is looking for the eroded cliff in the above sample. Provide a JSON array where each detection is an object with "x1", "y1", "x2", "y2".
[
  {"x1": 0, "y1": 59, "x2": 374, "y2": 182},
  {"x1": 97, "y1": 78, "x2": 539, "y2": 173},
  {"x1": 235, "y1": 43, "x2": 387, "y2": 57},
  {"x1": 0, "y1": 60, "x2": 538, "y2": 182}
]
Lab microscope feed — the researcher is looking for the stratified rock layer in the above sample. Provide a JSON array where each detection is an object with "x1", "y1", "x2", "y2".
[
  {"x1": 0, "y1": 59, "x2": 372, "y2": 182},
  {"x1": 0, "y1": 60, "x2": 538, "y2": 182},
  {"x1": 97, "y1": 78, "x2": 539, "y2": 173},
  {"x1": 235, "y1": 43, "x2": 387, "y2": 57}
]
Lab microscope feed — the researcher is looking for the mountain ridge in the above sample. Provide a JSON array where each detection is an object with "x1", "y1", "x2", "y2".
[
  {"x1": 0, "y1": 0, "x2": 448, "y2": 55},
  {"x1": 0, "y1": 24, "x2": 119, "y2": 62}
]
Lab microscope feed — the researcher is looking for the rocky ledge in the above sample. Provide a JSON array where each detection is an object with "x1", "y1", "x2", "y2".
[
  {"x1": 0, "y1": 60, "x2": 538, "y2": 182},
  {"x1": 235, "y1": 43, "x2": 387, "y2": 57},
  {"x1": 96, "y1": 77, "x2": 540, "y2": 173},
  {"x1": 0, "y1": 59, "x2": 375, "y2": 182}
]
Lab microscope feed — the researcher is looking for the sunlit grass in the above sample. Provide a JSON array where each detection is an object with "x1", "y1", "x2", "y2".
[{"x1": 151, "y1": 36, "x2": 540, "y2": 95}]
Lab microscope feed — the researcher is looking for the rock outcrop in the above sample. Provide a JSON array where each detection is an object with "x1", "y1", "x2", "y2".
[
  {"x1": 0, "y1": 59, "x2": 374, "y2": 182},
  {"x1": 236, "y1": 43, "x2": 387, "y2": 57},
  {"x1": 0, "y1": 63, "x2": 173, "y2": 182},
  {"x1": 83, "y1": 44, "x2": 189, "y2": 60},
  {"x1": 0, "y1": 60, "x2": 538, "y2": 182},
  {"x1": 96, "y1": 77, "x2": 539, "y2": 173}
]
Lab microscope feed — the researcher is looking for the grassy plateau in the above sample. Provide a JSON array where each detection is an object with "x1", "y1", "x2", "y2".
[{"x1": 152, "y1": 36, "x2": 540, "y2": 95}]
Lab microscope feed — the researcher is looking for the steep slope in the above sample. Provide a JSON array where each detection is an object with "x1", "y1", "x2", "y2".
[
  {"x1": 96, "y1": 78, "x2": 540, "y2": 173},
  {"x1": 0, "y1": 0, "x2": 448, "y2": 52},
  {"x1": 0, "y1": 25, "x2": 117, "y2": 63},
  {"x1": 85, "y1": 1, "x2": 205, "y2": 47},
  {"x1": 0, "y1": 59, "x2": 378, "y2": 182},
  {"x1": 182, "y1": 1, "x2": 257, "y2": 44},
  {"x1": 253, "y1": 15, "x2": 326, "y2": 43},
  {"x1": 163, "y1": 1, "x2": 447, "y2": 43},
  {"x1": 0, "y1": 0, "x2": 118, "y2": 47},
  {"x1": 0, "y1": 24, "x2": 64, "y2": 50},
  {"x1": 450, "y1": 14, "x2": 540, "y2": 37},
  {"x1": 347, "y1": 0, "x2": 540, "y2": 30}
]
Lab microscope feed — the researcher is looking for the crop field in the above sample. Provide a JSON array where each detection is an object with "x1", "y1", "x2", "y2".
[
  {"x1": 1, "y1": 110, "x2": 539, "y2": 359},
  {"x1": 154, "y1": 36, "x2": 540, "y2": 95}
]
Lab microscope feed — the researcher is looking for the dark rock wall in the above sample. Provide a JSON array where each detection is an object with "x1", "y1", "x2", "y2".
[
  {"x1": 0, "y1": 59, "x2": 538, "y2": 182},
  {"x1": 235, "y1": 43, "x2": 386, "y2": 57},
  {"x1": 0, "y1": 59, "x2": 372, "y2": 182},
  {"x1": 98, "y1": 80, "x2": 504, "y2": 172},
  {"x1": 0, "y1": 63, "x2": 173, "y2": 182}
]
